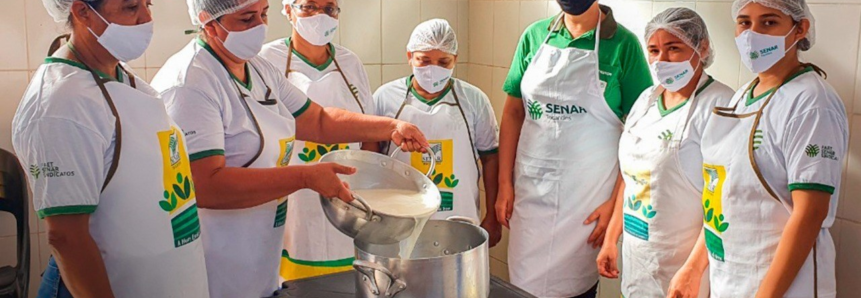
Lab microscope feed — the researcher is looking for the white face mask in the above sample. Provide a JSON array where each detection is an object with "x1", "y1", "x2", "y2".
[
  {"x1": 86, "y1": 5, "x2": 153, "y2": 62},
  {"x1": 651, "y1": 52, "x2": 699, "y2": 92},
  {"x1": 735, "y1": 25, "x2": 799, "y2": 73},
  {"x1": 293, "y1": 14, "x2": 339, "y2": 46},
  {"x1": 413, "y1": 65, "x2": 453, "y2": 93},
  {"x1": 216, "y1": 22, "x2": 267, "y2": 61}
]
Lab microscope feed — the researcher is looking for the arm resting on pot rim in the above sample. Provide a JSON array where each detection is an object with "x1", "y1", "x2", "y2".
[
  {"x1": 755, "y1": 190, "x2": 830, "y2": 298},
  {"x1": 597, "y1": 177, "x2": 625, "y2": 278},
  {"x1": 46, "y1": 214, "x2": 115, "y2": 298},
  {"x1": 295, "y1": 102, "x2": 429, "y2": 152},
  {"x1": 190, "y1": 156, "x2": 356, "y2": 210},
  {"x1": 495, "y1": 95, "x2": 525, "y2": 229}
]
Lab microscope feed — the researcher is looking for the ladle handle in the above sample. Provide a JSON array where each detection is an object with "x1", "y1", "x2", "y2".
[
  {"x1": 353, "y1": 260, "x2": 406, "y2": 297},
  {"x1": 349, "y1": 192, "x2": 374, "y2": 222},
  {"x1": 389, "y1": 145, "x2": 436, "y2": 178}
]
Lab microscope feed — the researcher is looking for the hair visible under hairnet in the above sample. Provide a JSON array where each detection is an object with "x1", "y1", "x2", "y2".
[
  {"x1": 42, "y1": 0, "x2": 99, "y2": 23},
  {"x1": 732, "y1": 0, "x2": 816, "y2": 51},
  {"x1": 645, "y1": 8, "x2": 715, "y2": 68},
  {"x1": 407, "y1": 19, "x2": 458, "y2": 55},
  {"x1": 188, "y1": 0, "x2": 260, "y2": 26},
  {"x1": 281, "y1": 0, "x2": 341, "y2": 17}
]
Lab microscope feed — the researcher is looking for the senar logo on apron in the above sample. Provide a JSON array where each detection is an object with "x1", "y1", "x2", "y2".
[
  {"x1": 157, "y1": 127, "x2": 201, "y2": 248},
  {"x1": 622, "y1": 169, "x2": 655, "y2": 241},
  {"x1": 702, "y1": 164, "x2": 729, "y2": 262},
  {"x1": 411, "y1": 140, "x2": 456, "y2": 211}
]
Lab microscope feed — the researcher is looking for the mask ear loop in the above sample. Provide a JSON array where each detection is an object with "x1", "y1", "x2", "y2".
[
  {"x1": 782, "y1": 24, "x2": 801, "y2": 54},
  {"x1": 85, "y1": 4, "x2": 111, "y2": 39}
]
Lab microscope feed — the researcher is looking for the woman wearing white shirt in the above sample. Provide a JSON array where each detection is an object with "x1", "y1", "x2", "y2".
[
  {"x1": 668, "y1": 0, "x2": 847, "y2": 297},
  {"x1": 151, "y1": 0, "x2": 427, "y2": 297},
  {"x1": 595, "y1": 8, "x2": 733, "y2": 298},
  {"x1": 258, "y1": 0, "x2": 378, "y2": 280}
]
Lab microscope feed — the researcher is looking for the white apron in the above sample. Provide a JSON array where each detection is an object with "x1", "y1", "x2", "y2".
[
  {"x1": 701, "y1": 77, "x2": 835, "y2": 298},
  {"x1": 388, "y1": 79, "x2": 482, "y2": 221},
  {"x1": 509, "y1": 14, "x2": 623, "y2": 297},
  {"x1": 281, "y1": 43, "x2": 365, "y2": 280},
  {"x1": 81, "y1": 64, "x2": 209, "y2": 297},
  {"x1": 618, "y1": 76, "x2": 713, "y2": 298},
  {"x1": 199, "y1": 62, "x2": 297, "y2": 298}
]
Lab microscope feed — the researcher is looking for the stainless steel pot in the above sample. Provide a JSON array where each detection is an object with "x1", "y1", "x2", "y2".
[
  {"x1": 319, "y1": 149, "x2": 439, "y2": 244},
  {"x1": 353, "y1": 217, "x2": 490, "y2": 298}
]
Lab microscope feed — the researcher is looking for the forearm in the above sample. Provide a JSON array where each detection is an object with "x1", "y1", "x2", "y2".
[
  {"x1": 757, "y1": 192, "x2": 829, "y2": 297},
  {"x1": 498, "y1": 96, "x2": 525, "y2": 187},
  {"x1": 47, "y1": 218, "x2": 114, "y2": 297},
  {"x1": 603, "y1": 176, "x2": 625, "y2": 246},
  {"x1": 300, "y1": 106, "x2": 397, "y2": 144},
  {"x1": 361, "y1": 141, "x2": 382, "y2": 153},
  {"x1": 682, "y1": 229, "x2": 710, "y2": 274},
  {"x1": 481, "y1": 154, "x2": 500, "y2": 220},
  {"x1": 192, "y1": 162, "x2": 308, "y2": 210}
]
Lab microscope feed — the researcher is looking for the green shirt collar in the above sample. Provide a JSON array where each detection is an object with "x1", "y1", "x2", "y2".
[
  {"x1": 286, "y1": 38, "x2": 335, "y2": 71},
  {"x1": 406, "y1": 75, "x2": 453, "y2": 106},
  {"x1": 658, "y1": 75, "x2": 715, "y2": 117},
  {"x1": 197, "y1": 38, "x2": 252, "y2": 90},
  {"x1": 745, "y1": 65, "x2": 814, "y2": 106},
  {"x1": 551, "y1": 5, "x2": 618, "y2": 41},
  {"x1": 44, "y1": 57, "x2": 125, "y2": 83}
]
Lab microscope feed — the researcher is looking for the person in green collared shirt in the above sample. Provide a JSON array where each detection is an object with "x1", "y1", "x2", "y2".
[{"x1": 494, "y1": 1, "x2": 652, "y2": 297}]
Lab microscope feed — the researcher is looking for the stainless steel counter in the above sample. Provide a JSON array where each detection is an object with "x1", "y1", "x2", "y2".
[{"x1": 270, "y1": 271, "x2": 536, "y2": 298}]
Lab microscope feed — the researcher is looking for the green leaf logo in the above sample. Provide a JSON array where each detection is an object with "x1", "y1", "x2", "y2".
[
  {"x1": 750, "y1": 51, "x2": 759, "y2": 60},
  {"x1": 805, "y1": 144, "x2": 820, "y2": 157},
  {"x1": 658, "y1": 130, "x2": 673, "y2": 141},
  {"x1": 298, "y1": 147, "x2": 316, "y2": 162},
  {"x1": 664, "y1": 77, "x2": 674, "y2": 85},
  {"x1": 527, "y1": 99, "x2": 543, "y2": 120},
  {"x1": 29, "y1": 165, "x2": 40, "y2": 179}
]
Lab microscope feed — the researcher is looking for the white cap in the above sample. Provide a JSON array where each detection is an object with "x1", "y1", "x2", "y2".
[
  {"x1": 188, "y1": 0, "x2": 261, "y2": 26},
  {"x1": 407, "y1": 19, "x2": 458, "y2": 55},
  {"x1": 731, "y1": 0, "x2": 816, "y2": 50}
]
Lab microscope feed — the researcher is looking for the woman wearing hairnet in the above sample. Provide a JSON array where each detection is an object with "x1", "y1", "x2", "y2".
[
  {"x1": 495, "y1": 0, "x2": 652, "y2": 296},
  {"x1": 594, "y1": 8, "x2": 733, "y2": 298},
  {"x1": 374, "y1": 19, "x2": 502, "y2": 245},
  {"x1": 256, "y1": 0, "x2": 377, "y2": 281},
  {"x1": 150, "y1": 1, "x2": 428, "y2": 297},
  {"x1": 15, "y1": 0, "x2": 209, "y2": 297},
  {"x1": 670, "y1": 0, "x2": 847, "y2": 297}
]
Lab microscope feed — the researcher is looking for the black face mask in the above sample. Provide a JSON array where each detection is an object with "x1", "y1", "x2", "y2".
[{"x1": 557, "y1": 0, "x2": 596, "y2": 16}]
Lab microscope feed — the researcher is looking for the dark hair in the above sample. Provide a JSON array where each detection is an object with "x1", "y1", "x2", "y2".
[{"x1": 66, "y1": 0, "x2": 106, "y2": 28}]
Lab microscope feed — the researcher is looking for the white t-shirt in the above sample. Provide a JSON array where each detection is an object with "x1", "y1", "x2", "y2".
[
  {"x1": 151, "y1": 38, "x2": 310, "y2": 166},
  {"x1": 625, "y1": 76, "x2": 735, "y2": 187},
  {"x1": 728, "y1": 66, "x2": 848, "y2": 227},
  {"x1": 260, "y1": 38, "x2": 374, "y2": 113},
  {"x1": 374, "y1": 76, "x2": 500, "y2": 154}
]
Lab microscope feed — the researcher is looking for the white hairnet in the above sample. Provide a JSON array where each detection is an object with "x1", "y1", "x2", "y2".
[
  {"x1": 42, "y1": 0, "x2": 98, "y2": 23},
  {"x1": 281, "y1": 0, "x2": 341, "y2": 17},
  {"x1": 645, "y1": 7, "x2": 715, "y2": 68},
  {"x1": 407, "y1": 19, "x2": 458, "y2": 55},
  {"x1": 732, "y1": 0, "x2": 816, "y2": 51},
  {"x1": 188, "y1": 0, "x2": 261, "y2": 26}
]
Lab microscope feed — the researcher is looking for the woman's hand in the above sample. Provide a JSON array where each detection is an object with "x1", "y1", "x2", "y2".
[
  {"x1": 481, "y1": 215, "x2": 503, "y2": 247},
  {"x1": 302, "y1": 162, "x2": 357, "y2": 203},
  {"x1": 596, "y1": 241, "x2": 620, "y2": 278},
  {"x1": 666, "y1": 266, "x2": 703, "y2": 298},
  {"x1": 585, "y1": 197, "x2": 615, "y2": 248},
  {"x1": 391, "y1": 121, "x2": 429, "y2": 152},
  {"x1": 495, "y1": 183, "x2": 515, "y2": 228}
]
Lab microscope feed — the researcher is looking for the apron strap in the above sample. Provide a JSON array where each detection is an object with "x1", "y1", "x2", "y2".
[
  {"x1": 234, "y1": 62, "x2": 268, "y2": 168},
  {"x1": 547, "y1": 6, "x2": 605, "y2": 89}
]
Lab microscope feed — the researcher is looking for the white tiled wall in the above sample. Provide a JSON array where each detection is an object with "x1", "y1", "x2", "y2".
[{"x1": 466, "y1": 0, "x2": 861, "y2": 297}]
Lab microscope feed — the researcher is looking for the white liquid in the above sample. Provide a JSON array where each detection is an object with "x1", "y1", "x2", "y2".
[{"x1": 353, "y1": 188, "x2": 438, "y2": 259}]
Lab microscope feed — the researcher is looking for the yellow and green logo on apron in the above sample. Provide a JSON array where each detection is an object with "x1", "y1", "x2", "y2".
[
  {"x1": 157, "y1": 128, "x2": 201, "y2": 248},
  {"x1": 622, "y1": 170, "x2": 656, "y2": 241},
  {"x1": 702, "y1": 164, "x2": 729, "y2": 261},
  {"x1": 411, "y1": 140, "x2": 457, "y2": 211},
  {"x1": 298, "y1": 141, "x2": 350, "y2": 162}
]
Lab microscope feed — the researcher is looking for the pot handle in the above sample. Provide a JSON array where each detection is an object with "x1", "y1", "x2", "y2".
[
  {"x1": 446, "y1": 215, "x2": 479, "y2": 226},
  {"x1": 353, "y1": 260, "x2": 406, "y2": 297},
  {"x1": 348, "y1": 192, "x2": 375, "y2": 222},
  {"x1": 389, "y1": 146, "x2": 436, "y2": 178}
]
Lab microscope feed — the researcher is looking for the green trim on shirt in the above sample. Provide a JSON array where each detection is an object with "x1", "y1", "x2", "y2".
[
  {"x1": 37, "y1": 205, "x2": 98, "y2": 219},
  {"x1": 502, "y1": 6, "x2": 653, "y2": 119},
  {"x1": 292, "y1": 99, "x2": 313, "y2": 117},
  {"x1": 189, "y1": 149, "x2": 225, "y2": 161},
  {"x1": 478, "y1": 148, "x2": 499, "y2": 156},
  {"x1": 788, "y1": 183, "x2": 835, "y2": 194},
  {"x1": 44, "y1": 57, "x2": 124, "y2": 83},
  {"x1": 286, "y1": 38, "x2": 335, "y2": 71},
  {"x1": 657, "y1": 75, "x2": 715, "y2": 117},
  {"x1": 197, "y1": 38, "x2": 253, "y2": 91},
  {"x1": 282, "y1": 249, "x2": 355, "y2": 267},
  {"x1": 746, "y1": 66, "x2": 814, "y2": 106},
  {"x1": 406, "y1": 76, "x2": 453, "y2": 106}
]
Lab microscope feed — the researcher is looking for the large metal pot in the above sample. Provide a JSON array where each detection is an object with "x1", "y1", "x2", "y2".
[
  {"x1": 319, "y1": 150, "x2": 439, "y2": 244},
  {"x1": 353, "y1": 217, "x2": 490, "y2": 298}
]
